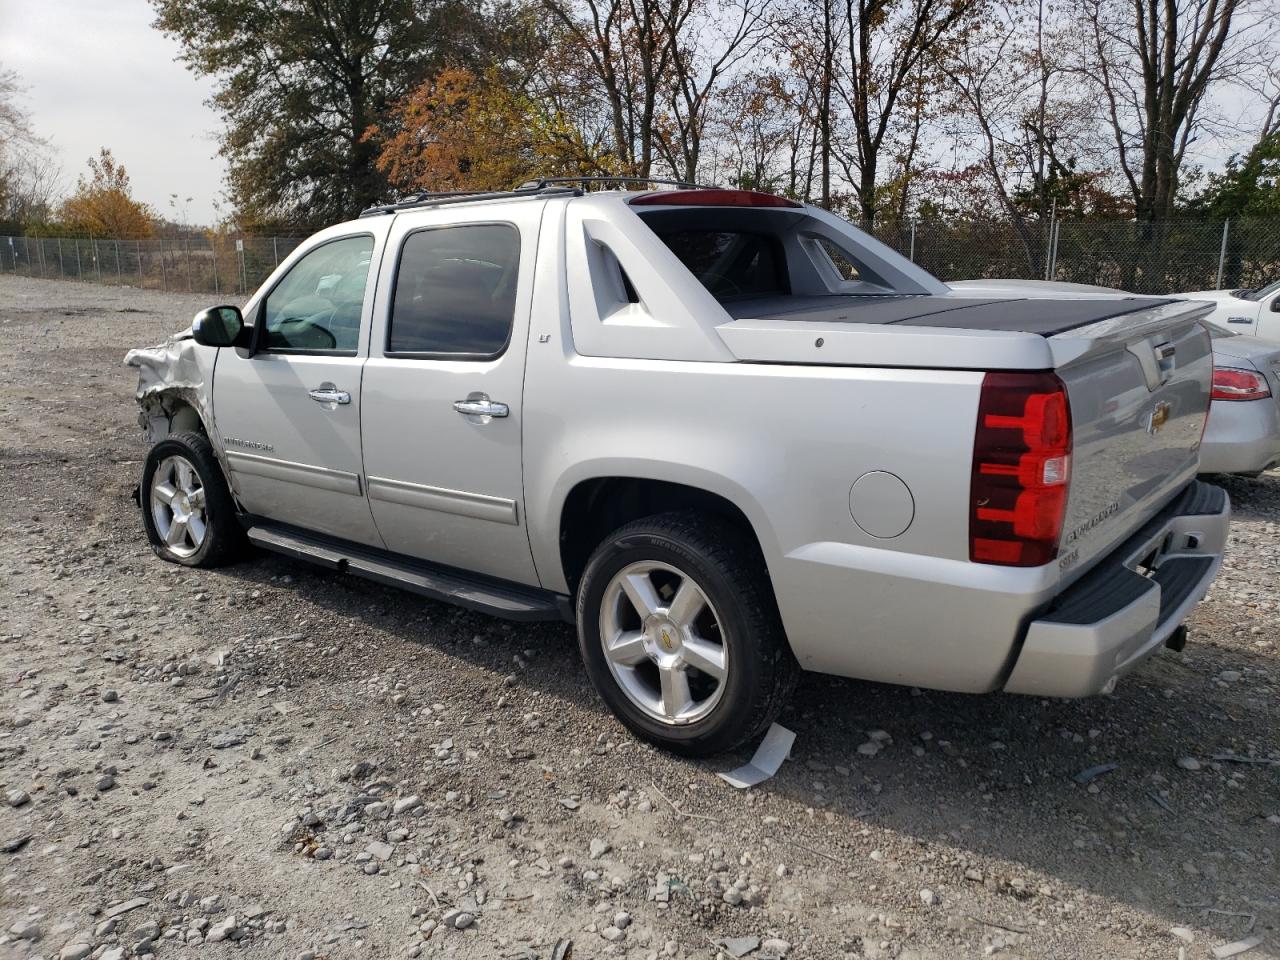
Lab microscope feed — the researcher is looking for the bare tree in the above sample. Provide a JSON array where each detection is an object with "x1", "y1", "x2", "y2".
[
  {"x1": 655, "y1": 0, "x2": 775, "y2": 182},
  {"x1": 0, "y1": 69, "x2": 36, "y2": 149},
  {"x1": 542, "y1": 0, "x2": 687, "y2": 175},
  {"x1": 0, "y1": 68, "x2": 62, "y2": 232},
  {"x1": 707, "y1": 69, "x2": 793, "y2": 188},
  {"x1": 771, "y1": 15, "x2": 827, "y2": 199},
  {"x1": 832, "y1": 0, "x2": 983, "y2": 228},
  {"x1": 941, "y1": 1, "x2": 1108, "y2": 268},
  {"x1": 1254, "y1": 62, "x2": 1280, "y2": 138},
  {"x1": 1080, "y1": 0, "x2": 1262, "y2": 223}
]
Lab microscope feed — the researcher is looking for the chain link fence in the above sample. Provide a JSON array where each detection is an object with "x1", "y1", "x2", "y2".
[
  {"x1": 0, "y1": 234, "x2": 306, "y2": 298},
  {"x1": 870, "y1": 217, "x2": 1280, "y2": 294},
  {"x1": 3, "y1": 217, "x2": 1280, "y2": 297}
]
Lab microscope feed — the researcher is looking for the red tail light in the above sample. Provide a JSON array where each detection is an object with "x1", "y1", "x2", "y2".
[
  {"x1": 1211, "y1": 367, "x2": 1271, "y2": 400},
  {"x1": 628, "y1": 189, "x2": 801, "y2": 208},
  {"x1": 970, "y1": 372, "x2": 1073, "y2": 567}
]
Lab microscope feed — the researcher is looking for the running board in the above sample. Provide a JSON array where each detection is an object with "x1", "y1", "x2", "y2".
[{"x1": 245, "y1": 523, "x2": 572, "y2": 623}]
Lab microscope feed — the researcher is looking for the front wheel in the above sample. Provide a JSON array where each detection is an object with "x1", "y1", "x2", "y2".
[
  {"x1": 141, "y1": 431, "x2": 244, "y2": 568},
  {"x1": 576, "y1": 512, "x2": 796, "y2": 756}
]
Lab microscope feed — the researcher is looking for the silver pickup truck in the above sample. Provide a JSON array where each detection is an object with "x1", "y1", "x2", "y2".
[{"x1": 127, "y1": 183, "x2": 1230, "y2": 755}]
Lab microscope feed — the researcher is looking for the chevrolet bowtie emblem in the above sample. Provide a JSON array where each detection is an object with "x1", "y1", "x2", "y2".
[
  {"x1": 660, "y1": 629, "x2": 674, "y2": 651},
  {"x1": 1147, "y1": 401, "x2": 1171, "y2": 434}
]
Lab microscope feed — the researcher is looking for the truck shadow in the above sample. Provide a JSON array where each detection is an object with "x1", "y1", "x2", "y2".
[{"x1": 209, "y1": 471, "x2": 1279, "y2": 944}]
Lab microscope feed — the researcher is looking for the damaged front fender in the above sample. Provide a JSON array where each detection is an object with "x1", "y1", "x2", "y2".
[
  {"x1": 124, "y1": 331, "x2": 213, "y2": 443},
  {"x1": 124, "y1": 333, "x2": 235, "y2": 494}
]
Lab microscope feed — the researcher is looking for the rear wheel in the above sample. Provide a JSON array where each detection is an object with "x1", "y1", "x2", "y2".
[
  {"x1": 141, "y1": 432, "x2": 244, "y2": 568},
  {"x1": 576, "y1": 512, "x2": 796, "y2": 756}
]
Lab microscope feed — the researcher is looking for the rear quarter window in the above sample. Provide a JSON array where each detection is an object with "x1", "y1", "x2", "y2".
[{"x1": 816, "y1": 238, "x2": 861, "y2": 281}]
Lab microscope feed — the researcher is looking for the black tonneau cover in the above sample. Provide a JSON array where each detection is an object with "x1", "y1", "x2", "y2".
[{"x1": 726, "y1": 294, "x2": 1173, "y2": 337}]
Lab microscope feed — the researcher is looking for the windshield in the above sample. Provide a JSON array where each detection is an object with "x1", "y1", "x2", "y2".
[{"x1": 1241, "y1": 279, "x2": 1280, "y2": 301}]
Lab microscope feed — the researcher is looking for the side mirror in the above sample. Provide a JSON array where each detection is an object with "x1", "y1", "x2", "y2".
[
  {"x1": 191, "y1": 305, "x2": 246, "y2": 348},
  {"x1": 1271, "y1": 297, "x2": 1280, "y2": 313}
]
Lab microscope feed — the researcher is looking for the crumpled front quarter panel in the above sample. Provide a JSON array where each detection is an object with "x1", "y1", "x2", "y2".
[{"x1": 123, "y1": 334, "x2": 220, "y2": 443}]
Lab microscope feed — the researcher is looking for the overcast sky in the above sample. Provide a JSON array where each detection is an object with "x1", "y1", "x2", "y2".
[{"x1": 0, "y1": 0, "x2": 227, "y2": 225}]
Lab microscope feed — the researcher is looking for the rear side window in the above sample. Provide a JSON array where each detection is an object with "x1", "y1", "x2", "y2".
[
  {"x1": 655, "y1": 230, "x2": 786, "y2": 299},
  {"x1": 388, "y1": 224, "x2": 521, "y2": 357}
]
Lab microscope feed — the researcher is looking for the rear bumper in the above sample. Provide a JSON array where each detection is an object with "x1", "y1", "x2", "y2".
[
  {"x1": 1199, "y1": 397, "x2": 1280, "y2": 475},
  {"x1": 1003, "y1": 481, "x2": 1230, "y2": 697}
]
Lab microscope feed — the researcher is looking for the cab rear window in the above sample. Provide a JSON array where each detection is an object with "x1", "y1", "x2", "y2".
[{"x1": 653, "y1": 229, "x2": 787, "y2": 300}]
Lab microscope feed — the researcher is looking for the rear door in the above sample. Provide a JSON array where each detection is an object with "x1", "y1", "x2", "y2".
[
  {"x1": 212, "y1": 226, "x2": 388, "y2": 547},
  {"x1": 359, "y1": 201, "x2": 545, "y2": 586}
]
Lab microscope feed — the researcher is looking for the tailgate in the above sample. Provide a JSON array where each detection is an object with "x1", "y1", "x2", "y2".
[{"x1": 1049, "y1": 301, "x2": 1215, "y2": 578}]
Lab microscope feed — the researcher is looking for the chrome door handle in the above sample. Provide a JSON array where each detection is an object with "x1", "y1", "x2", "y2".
[
  {"x1": 309, "y1": 387, "x2": 351, "y2": 405},
  {"x1": 453, "y1": 398, "x2": 509, "y2": 418}
]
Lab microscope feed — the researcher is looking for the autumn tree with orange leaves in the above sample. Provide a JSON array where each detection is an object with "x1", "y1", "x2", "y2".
[
  {"x1": 373, "y1": 68, "x2": 609, "y2": 194},
  {"x1": 60, "y1": 149, "x2": 155, "y2": 237}
]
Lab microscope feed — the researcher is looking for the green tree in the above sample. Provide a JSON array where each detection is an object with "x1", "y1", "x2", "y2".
[
  {"x1": 151, "y1": 0, "x2": 496, "y2": 228},
  {"x1": 1192, "y1": 132, "x2": 1280, "y2": 219}
]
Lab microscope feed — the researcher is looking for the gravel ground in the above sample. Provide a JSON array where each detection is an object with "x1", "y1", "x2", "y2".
[{"x1": 1, "y1": 274, "x2": 1277, "y2": 960}]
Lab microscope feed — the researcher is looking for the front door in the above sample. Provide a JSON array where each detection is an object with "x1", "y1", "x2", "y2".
[
  {"x1": 360, "y1": 202, "x2": 545, "y2": 585},
  {"x1": 212, "y1": 228, "x2": 387, "y2": 547}
]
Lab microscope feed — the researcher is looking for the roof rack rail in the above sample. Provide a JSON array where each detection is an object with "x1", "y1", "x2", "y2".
[
  {"x1": 359, "y1": 175, "x2": 716, "y2": 218},
  {"x1": 359, "y1": 184, "x2": 580, "y2": 218},
  {"x1": 517, "y1": 175, "x2": 720, "y2": 191}
]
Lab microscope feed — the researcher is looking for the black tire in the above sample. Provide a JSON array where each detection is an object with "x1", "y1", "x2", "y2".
[
  {"x1": 576, "y1": 511, "x2": 797, "y2": 756},
  {"x1": 140, "y1": 431, "x2": 245, "y2": 568}
]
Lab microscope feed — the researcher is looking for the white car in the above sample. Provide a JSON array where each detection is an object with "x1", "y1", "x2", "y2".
[{"x1": 1183, "y1": 280, "x2": 1280, "y2": 341}]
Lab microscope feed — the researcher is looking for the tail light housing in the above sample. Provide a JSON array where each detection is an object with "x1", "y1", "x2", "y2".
[
  {"x1": 1211, "y1": 367, "x2": 1271, "y2": 400},
  {"x1": 970, "y1": 372, "x2": 1073, "y2": 567}
]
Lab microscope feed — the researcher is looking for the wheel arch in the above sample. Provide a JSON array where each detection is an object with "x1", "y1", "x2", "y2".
[
  {"x1": 555, "y1": 473, "x2": 778, "y2": 597},
  {"x1": 138, "y1": 388, "x2": 238, "y2": 502},
  {"x1": 139, "y1": 389, "x2": 210, "y2": 441}
]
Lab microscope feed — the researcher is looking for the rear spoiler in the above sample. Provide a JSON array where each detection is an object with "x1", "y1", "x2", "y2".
[{"x1": 1048, "y1": 299, "x2": 1214, "y2": 369}]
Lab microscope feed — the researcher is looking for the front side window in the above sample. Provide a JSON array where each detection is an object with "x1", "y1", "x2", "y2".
[
  {"x1": 388, "y1": 224, "x2": 521, "y2": 357},
  {"x1": 263, "y1": 235, "x2": 374, "y2": 353}
]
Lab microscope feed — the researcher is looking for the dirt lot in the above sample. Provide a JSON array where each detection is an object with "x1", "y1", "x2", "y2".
[{"x1": 0, "y1": 274, "x2": 1277, "y2": 960}]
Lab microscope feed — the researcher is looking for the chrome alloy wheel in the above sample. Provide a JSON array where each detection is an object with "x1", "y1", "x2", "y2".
[
  {"x1": 149, "y1": 454, "x2": 208, "y2": 559},
  {"x1": 598, "y1": 560, "x2": 728, "y2": 725}
]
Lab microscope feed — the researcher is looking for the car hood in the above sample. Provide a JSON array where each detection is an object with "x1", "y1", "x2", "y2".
[{"x1": 1182, "y1": 288, "x2": 1244, "y2": 303}]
